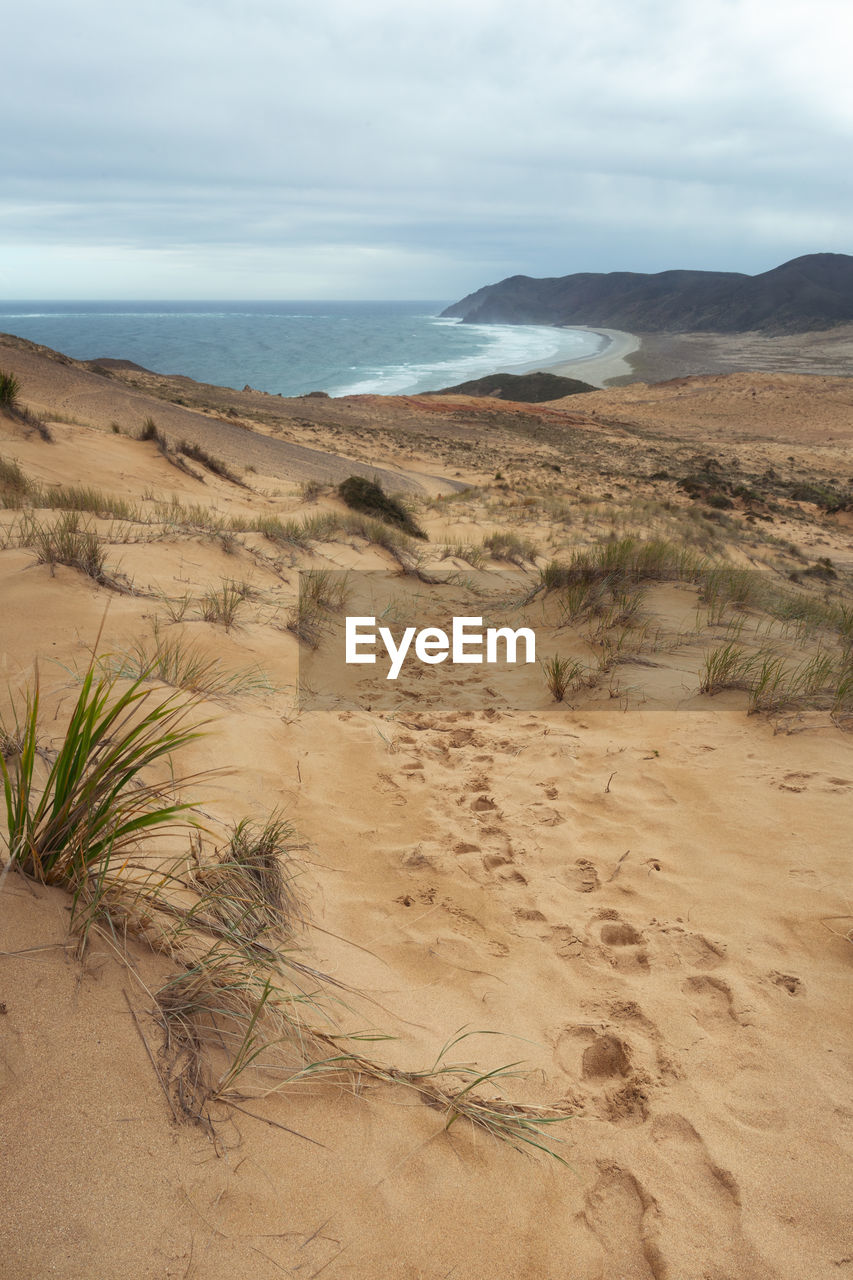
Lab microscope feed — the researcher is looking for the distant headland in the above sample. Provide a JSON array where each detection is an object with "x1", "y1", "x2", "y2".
[{"x1": 442, "y1": 253, "x2": 853, "y2": 334}]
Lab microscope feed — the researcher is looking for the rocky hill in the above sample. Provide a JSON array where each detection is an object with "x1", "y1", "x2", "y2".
[{"x1": 442, "y1": 253, "x2": 853, "y2": 334}]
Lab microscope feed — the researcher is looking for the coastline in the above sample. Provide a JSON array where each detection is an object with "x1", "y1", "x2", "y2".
[{"x1": 535, "y1": 325, "x2": 641, "y2": 387}]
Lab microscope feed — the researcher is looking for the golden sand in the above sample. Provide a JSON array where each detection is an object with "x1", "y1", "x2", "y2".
[{"x1": 0, "y1": 332, "x2": 850, "y2": 1279}]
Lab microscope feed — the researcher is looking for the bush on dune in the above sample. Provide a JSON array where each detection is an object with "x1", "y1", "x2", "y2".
[{"x1": 338, "y1": 475, "x2": 427, "y2": 539}]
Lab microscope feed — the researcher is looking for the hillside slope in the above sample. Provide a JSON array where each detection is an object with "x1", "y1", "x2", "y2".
[{"x1": 442, "y1": 253, "x2": 853, "y2": 334}]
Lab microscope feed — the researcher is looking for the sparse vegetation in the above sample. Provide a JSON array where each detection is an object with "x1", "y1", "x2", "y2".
[
  {"x1": 176, "y1": 440, "x2": 247, "y2": 487},
  {"x1": 484, "y1": 530, "x2": 539, "y2": 564},
  {"x1": 198, "y1": 578, "x2": 253, "y2": 628},
  {"x1": 541, "y1": 654, "x2": 585, "y2": 702},
  {"x1": 288, "y1": 569, "x2": 347, "y2": 647},
  {"x1": 18, "y1": 511, "x2": 113, "y2": 584},
  {"x1": 111, "y1": 625, "x2": 269, "y2": 698},
  {"x1": 1, "y1": 660, "x2": 570, "y2": 1158}
]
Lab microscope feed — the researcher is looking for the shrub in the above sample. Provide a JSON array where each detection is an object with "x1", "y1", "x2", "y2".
[{"x1": 338, "y1": 475, "x2": 426, "y2": 539}]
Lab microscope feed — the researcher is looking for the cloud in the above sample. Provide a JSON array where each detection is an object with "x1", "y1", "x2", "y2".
[{"x1": 3, "y1": 0, "x2": 852, "y2": 296}]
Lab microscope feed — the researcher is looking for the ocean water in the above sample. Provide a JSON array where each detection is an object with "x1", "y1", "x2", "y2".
[{"x1": 0, "y1": 301, "x2": 603, "y2": 398}]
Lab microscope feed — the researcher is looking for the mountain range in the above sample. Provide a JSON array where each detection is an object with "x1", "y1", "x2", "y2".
[{"x1": 441, "y1": 253, "x2": 853, "y2": 334}]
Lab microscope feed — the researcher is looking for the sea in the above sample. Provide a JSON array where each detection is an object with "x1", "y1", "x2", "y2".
[{"x1": 0, "y1": 301, "x2": 603, "y2": 398}]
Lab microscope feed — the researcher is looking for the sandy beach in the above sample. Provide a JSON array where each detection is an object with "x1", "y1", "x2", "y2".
[
  {"x1": 543, "y1": 325, "x2": 642, "y2": 386},
  {"x1": 0, "y1": 331, "x2": 851, "y2": 1279}
]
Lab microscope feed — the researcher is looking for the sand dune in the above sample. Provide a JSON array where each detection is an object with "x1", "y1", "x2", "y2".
[{"x1": 0, "y1": 338, "x2": 851, "y2": 1279}]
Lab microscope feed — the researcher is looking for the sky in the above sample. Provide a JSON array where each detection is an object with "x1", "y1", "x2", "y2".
[{"x1": 3, "y1": 0, "x2": 852, "y2": 300}]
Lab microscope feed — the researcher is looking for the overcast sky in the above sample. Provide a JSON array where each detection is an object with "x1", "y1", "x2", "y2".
[{"x1": 3, "y1": 0, "x2": 852, "y2": 299}]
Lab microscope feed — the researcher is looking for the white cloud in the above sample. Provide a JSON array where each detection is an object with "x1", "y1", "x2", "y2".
[{"x1": 2, "y1": 0, "x2": 851, "y2": 295}]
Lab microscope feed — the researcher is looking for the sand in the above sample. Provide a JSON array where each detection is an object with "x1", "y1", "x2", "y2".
[
  {"x1": 0, "y1": 332, "x2": 851, "y2": 1279},
  {"x1": 540, "y1": 324, "x2": 853, "y2": 389},
  {"x1": 543, "y1": 326, "x2": 642, "y2": 387}
]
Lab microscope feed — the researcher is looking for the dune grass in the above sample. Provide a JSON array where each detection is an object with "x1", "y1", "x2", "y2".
[
  {"x1": 111, "y1": 624, "x2": 269, "y2": 699},
  {"x1": 0, "y1": 456, "x2": 33, "y2": 507},
  {"x1": 484, "y1": 530, "x2": 539, "y2": 565},
  {"x1": 699, "y1": 640, "x2": 847, "y2": 714},
  {"x1": 175, "y1": 440, "x2": 247, "y2": 487},
  {"x1": 288, "y1": 568, "x2": 348, "y2": 647},
  {"x1": 198, "y1": 578, "x2": 253, "y2": 628},
  {"x1": 0, "y1": 662, "x2": 204, "y2": 886},
  {"x1": 18, "y1": 511, "x2": 114, "y2": 584},
  {"x1": 1, "y1": 658, "x2": 570, "y2": 1159},
  {"x1": 699, "y1": 642, "x2": 758, "y2": 695},
  {"x1": 0, "y1": 370, "x2": 21, "y2": 410},
  {"x1": 541, "y1": 654, "x2": 585, "y2": 702},
  {"x1": 0, "y1": 458, "x2": 143, "y2": 522},
  {"x1": 440, "y1": 541, "x2": 487, "y2": 568}
]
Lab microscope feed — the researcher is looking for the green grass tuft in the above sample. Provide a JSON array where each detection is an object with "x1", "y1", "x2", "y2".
[
  {"x1": 541, "y1": 654, "x2": 585, "y2": 702},
  {"x1": 0, "y1": 370, "x2": 21, "y2": 410},
  {"x1": 0, "y1": 663, "x2": 204, "y2": 885}
]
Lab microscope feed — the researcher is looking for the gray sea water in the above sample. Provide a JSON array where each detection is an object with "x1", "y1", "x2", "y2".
[{"x1": 0, "y1": 301, "x2": 603, "y2": 397}]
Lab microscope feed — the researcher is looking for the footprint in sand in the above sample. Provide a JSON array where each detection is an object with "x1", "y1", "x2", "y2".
[
  {"x1": 549, "y1": 924, "x2": 583, "y2": 959},
  {"x1": 600, "y1": 921, "x2": 644, "y2": 947},
  {"x1": 662, "y1": 927, "x2": 726, "y2": 970},
  {"x1": 682, "y1": 974, "x2": 744, "y2": 1027},
  {"x1": 777, "y1": 770, "x2": 814, "y2": 792},
  {"x1": 566, "y1": 858, "x2": 600, "y2": 893},
  {"x1": 557, "y1": 1026, "x2": 651, "y2": 1125},
  {"x1": 584, "y1": 1165, "x2": 661, "y2": 1280},
  {"x1": 438, "y1": 897, "x2": 509, "y2": 957},
  {"x1": 769, "y1": 970, "x2": 802, "y2": 995},
  {"x1": 644, "y1": 1114, "x2": 775, "y2": 1277},
  {"x1": 582, "y1": 1032, "x2": 633, "y2": 1080},
  {"x1": 594, "y1": 915, "x2": 651, "y2": 973}
]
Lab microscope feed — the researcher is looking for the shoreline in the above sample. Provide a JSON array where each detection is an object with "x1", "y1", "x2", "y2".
[{"x1": 537, "y1": 325, "x2": 641, "y2": 387}]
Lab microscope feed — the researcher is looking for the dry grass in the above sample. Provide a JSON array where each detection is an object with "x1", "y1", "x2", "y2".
[
  {"x1": 198, "y1": 578, "x2": 254, "y2": 628},
  {"x1": 287, "y1": 569, "x2": 348, "y2": 648},
  {"x1": 111, "y1": 624, "x2": 269, "y2": 699},
  {"x1": 1, "y1": 657, "x2": 571, "y2": 1159},
  {"x1": 18, "y1": 511, "x2": 115, "y2": 585}
]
